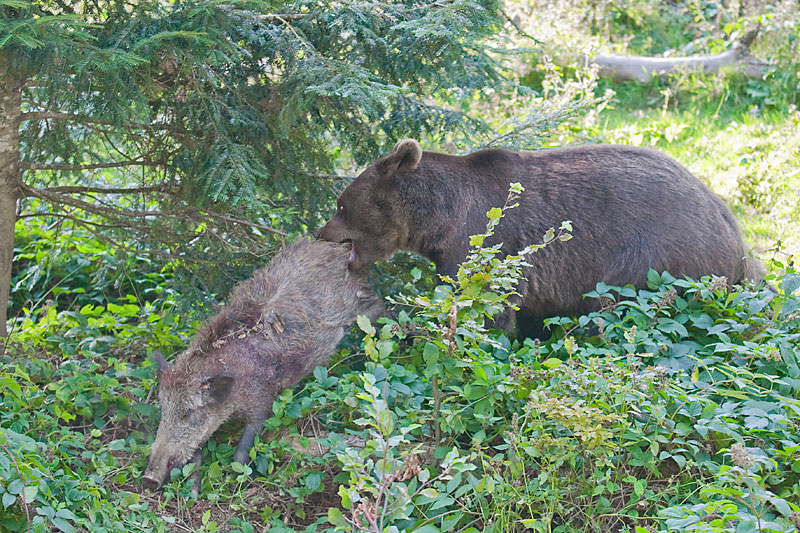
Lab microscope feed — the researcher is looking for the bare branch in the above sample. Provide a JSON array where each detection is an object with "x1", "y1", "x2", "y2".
[
  {"x1": 41, "y1": 184, "x2": 170, "y2": 195},
  {"x1": 62, "y1": 215, "x2": 226, "y2": 265},
  {"x1": 22, "y1": 185, "x2": 288, "y2": 236},
  {"x1": 307, "y1": 173, "x2": 357, "y2": 180},
  {"x1": 217, "y1": 4, "x2": 308, "y2": 21},
  {"x1": 18, "y1": 110, "x2": 116, "y2": 126},
  {"x1": 20, "y1": 202, "x2": 273, "y2": 265},
  {"x1": 18, "y1": 104, "x2": 184, "y2": 132},
  {"x1": 20, "y1": 159, "x2": 164, "y2": 171},
  {"x1": 201, "y1": 211, "x2": 287, "y2": 237},
  {"x1": 262, "y1": 13, "x2": 307, "y2": 21},
  {"x1": 18, "y1": 212, "x2": 129, "y2": 230}
]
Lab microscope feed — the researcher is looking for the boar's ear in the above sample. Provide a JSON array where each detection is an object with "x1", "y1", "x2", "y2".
[
  {"x1": 152, "y1": 351, "x2": 171, "y2": 378},
  {"x1": 376, "y1": 139, "x2": 422, "y2": 177},
  {"x1": 200, "y1": 374, "x2": 234, "y2": 406}
]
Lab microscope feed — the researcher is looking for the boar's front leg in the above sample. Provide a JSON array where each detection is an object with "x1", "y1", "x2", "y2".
[
  {"x1": 233, "y1": 421, "x2": 263, "y2": 466},
  {"x1": 188, "y1": 448, "x2": 202, "y2": 497}
]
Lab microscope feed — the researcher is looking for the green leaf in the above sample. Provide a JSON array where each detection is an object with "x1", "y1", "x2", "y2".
[
  {"x1": 2, "y1": 492, "x2": 15, "y2": 508},
  {"x1": 304, "y1": 472, "x2": 322, "y2": 491},
  {"x1": 419, "y1": 488, "x2": 439, "y2": 498},
  {"x1": 51, "y1": 518, "x2": 75, "y2": 533},
  {"x1": 469, "y1": 234, "x2": 485, "y2": 247},
  {"x1": 633, "y1": 478, "x2": 646, "y2": 498},
  {"x1": 328, "y1": 508, "x2": 347, "y2": 527},
  {"x1": 6, "y1": 479, "x2": 23, "y2": 495},
  {"x1": 429, "y1": 496, "x2": 455, "y2": 510},
  {"x1": 486, "y1": 207, "x2": 502, "y2": 221},
  {"x1": 781, "y1": 273, "x2": 800, "y2": 295},
  {"x1": 55, "y1": 509, "x2": 77, "y2": 521},
  {"x1": 182, "y1": 462, "x2": 196, "y2": 477},
  {"x1": 767, "y1": 495, "x2": 792, "y2": 517},
  {"x1": 658, "y1": 318, "x2": 688, "y2": 337},
  {"x1": 356, "y1": 314, "x2": 376, "y2": 336},
  {"x1": 542, "y1": 358, "x2": 561, "y2": 369},
  {"x1": 377, "y1": 339, "x2": 394, "y2": 359},
  {"x1": 646, "y1": 269, "x2": 662, "y2": 289},
  {"x1": 412, "y1": 526, "x2": 441, "y2": 533},
  {"x1": 423, "y1": 342, "x2": 440, "y2": 366},
  {"x1": 521, "y1": 519, "x2": 546, "y2": 529},
  {"x1": 338, "y1": 485, "x2": 352, "y2": 510},
  {"x1": 313, "y1": 366, "x2": 328, "y2": 383},
  {"x1": 22, "y1": 484, "x2": 38, "y2": 502}
]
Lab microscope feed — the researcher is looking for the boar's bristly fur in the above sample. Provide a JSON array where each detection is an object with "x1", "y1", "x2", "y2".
[{"x1": 142, "y1": 239, "x2": 384, "y2": 492}]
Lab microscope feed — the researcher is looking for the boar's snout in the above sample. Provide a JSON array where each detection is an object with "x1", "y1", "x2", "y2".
[
  {"x1": 141, "y1": 474, "x2": 162, "y2": 491},
  {"x1": 142, "y1": 442, "x2": 181, "y2": 491}
]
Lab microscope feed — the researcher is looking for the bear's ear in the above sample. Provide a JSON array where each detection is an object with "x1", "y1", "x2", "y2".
[{"x1": 376, "y1": 139, "x2": 422, "y2": 177}]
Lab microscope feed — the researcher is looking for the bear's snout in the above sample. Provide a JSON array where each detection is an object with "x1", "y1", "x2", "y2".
[{"x1": 316, "y1": 215, "x2": 351, "y2": 245}]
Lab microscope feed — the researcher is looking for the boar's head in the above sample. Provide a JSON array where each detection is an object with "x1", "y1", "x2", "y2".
[{"x1": 141, "y1": 351, "x2": 237, "y2": 491}]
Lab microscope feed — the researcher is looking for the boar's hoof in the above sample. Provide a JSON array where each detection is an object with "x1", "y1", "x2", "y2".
[{"x1": 141, "y1": 475, "x2": 162, "y2": 491}]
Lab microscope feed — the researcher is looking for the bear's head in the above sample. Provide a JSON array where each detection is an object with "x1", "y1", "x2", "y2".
[{"x1": 316, "y1": 139, "x2": 423, "y2": 271}]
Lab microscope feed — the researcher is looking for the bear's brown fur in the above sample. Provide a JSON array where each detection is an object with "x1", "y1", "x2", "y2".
[{"x1": 317, "y1": 140, "x2": 758, "y2": 336}]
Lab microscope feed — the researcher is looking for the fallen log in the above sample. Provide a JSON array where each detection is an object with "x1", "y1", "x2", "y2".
[{"x1": 586, "y1": 26, "x2": 768, "y2": 82}]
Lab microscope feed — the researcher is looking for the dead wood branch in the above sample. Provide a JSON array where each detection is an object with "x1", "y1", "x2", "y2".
[{"x1": 586, "y1": 25, "x2": 768, "y2": 82}]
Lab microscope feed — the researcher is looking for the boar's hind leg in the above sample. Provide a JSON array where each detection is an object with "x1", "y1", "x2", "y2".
[{"x1": 233, "y1": 421, "x2": 263, "y2": 465}]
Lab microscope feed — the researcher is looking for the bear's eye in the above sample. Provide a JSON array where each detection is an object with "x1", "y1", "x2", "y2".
[{"x1": 338, "y1": 204, "x2": 344, "y2": 213}]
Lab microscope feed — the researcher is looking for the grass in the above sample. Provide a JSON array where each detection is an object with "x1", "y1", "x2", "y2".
[{"x1": 547, "y1": 76, "x2": 800, "y2": 263}]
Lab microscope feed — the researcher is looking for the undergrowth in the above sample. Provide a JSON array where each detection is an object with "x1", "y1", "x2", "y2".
[{"x1": 2, "y1": 190, "x2": 799, "y2": 532}]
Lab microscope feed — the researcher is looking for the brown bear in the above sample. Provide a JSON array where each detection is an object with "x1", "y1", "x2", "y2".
[{"x1": 316, "y1": 139, "x2": 758, "y2": 336}]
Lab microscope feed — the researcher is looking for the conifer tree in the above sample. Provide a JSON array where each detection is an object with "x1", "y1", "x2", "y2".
[{"x1": 0, "y1": 0, "x2": 509, "y2": 337}]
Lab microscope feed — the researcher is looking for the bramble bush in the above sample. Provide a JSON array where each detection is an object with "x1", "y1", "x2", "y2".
[{"x1": 2, "y1": 189, "x2": 799, "y2": 532}]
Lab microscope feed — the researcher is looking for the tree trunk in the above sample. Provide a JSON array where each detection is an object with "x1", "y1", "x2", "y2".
[{"x1": 0, "y1": 52, "x2": 23, "y2": 339}]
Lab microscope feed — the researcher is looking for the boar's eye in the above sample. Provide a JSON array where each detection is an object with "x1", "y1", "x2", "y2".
[{"x1": 338, "y1": 204, "x2": 344, "y2": 214}]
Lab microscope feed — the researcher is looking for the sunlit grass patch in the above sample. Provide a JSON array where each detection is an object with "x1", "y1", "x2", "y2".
[{"x1": 565, "y1": 100, "x2": 800, "y2": 262}]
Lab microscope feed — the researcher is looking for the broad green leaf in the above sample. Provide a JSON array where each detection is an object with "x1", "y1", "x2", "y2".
[
  {"x1": 486, "y1": 207, "x2": 502, "y2": 220},
  {"x1": 356, "y1": 314, "x2": 376, "y2": 336}
]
